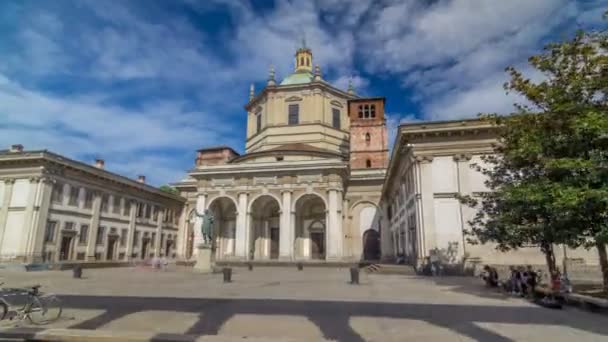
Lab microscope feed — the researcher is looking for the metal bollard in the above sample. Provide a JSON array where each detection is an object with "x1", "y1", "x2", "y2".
[
  {"x1": 223, "y1": 267, "x2": 232, "y2": 283},
  {"x1": 350, "y1": 267, "x2": 359, "y2": 285},
  {"x1": 73, "y1": 265, "x2": 82, "y2": 279},
  {"x1": 247, "y1": 263, "x2": 253, "y2": 271},
  {"x1": 297, "y1": 262, "x2": 303, "y2": 271}
]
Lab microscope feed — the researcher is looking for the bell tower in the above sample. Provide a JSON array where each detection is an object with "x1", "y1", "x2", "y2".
[
  {"x1": 294, "y1": 40, "x2": 312, "y2": 73},
  {"x1": 348, "y1": 97, "x2": 389, "y2": 169}
]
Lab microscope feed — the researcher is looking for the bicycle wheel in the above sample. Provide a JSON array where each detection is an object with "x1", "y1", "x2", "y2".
[
  {"x1": 0, "y1": 301, "x2": 7, "y2": 321},
  {"x1": 27, "y1": 294, "x2": 62, "y2": 325}
]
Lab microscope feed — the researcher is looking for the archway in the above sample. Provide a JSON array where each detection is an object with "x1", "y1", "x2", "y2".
[
  {"x1": 348, "y1": 202, "x2": 380, "y2": 260},
  {"x1": 294, "y1": 194, "x2": 326, "y2": 260},
  {"x1": 362, "y1": 229, "x2": 380, "y2": 261},
  {"x1": 207, "y1": 197, "x2": 237, "y2": 260},
  {"x1": 249, "y1": 195, "x2": 281, "y2": 260}
]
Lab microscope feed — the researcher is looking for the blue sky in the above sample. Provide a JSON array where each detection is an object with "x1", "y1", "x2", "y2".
[{"x1": 0, "y1": 0, "x2": 606, "y2": 185}]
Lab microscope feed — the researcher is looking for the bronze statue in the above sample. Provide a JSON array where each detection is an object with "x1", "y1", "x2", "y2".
[{"x1": 194, "y1": 209, "x2": 214, "y2": 247}]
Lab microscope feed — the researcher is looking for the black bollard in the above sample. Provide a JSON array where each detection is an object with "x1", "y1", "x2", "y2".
[
  {"x1": 248, "y1": 263, "x2": 253, "y2": 271},
  {"x1": 73, "y1": 265, "x2": 82, "y2": 279},
  {"x1": 297, "y1": 262, "x2": 303, "y2": 271},
  {"x1": 223, "y1": 267, "x2": 232, "y2": 283},
  {"x1": 350, "y1": 267, "x2": 359, "y2": 285}
]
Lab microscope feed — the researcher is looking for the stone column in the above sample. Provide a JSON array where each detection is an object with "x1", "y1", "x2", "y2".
[
  {"x1": 0, "y1": 179, "x2": 15, "y2": 254},
  {"x1": 29, "y1": 177, "x2": 53, "y2": 263},
  {"x1": 454, "y1": 153, "x2": 472, "y2": 260},
  {"x1": 21, "y1": 177, "x2": 41, "y2": 261},
  {"x1": 235, "y1": 192, "x2": 248, "y2": 259},
  {"x1": 154, "y1": 207, "x2": 163, "y2": 257},
  {"x1": 86, "y1": 191, "x2": 102, "y2": 260},
  {"x1": 416, "y1": 155, "x2": 436, "y2": 257},
  {"x1": 379, "y1": 202, "x2": 393, "y2": 260},
  {"x1": 176, "y1": 206, "x2": 189, "y2": 259},
  {"x1": 23, "y1": 177, "x2": 44, "y2": 261},
  {"x1": 279, "y1": 190, "x2": 293, "y2": 260},
  {"x1": 264, "y1": 220, "x2": 270, "y2": 258},
  {"x1": 193, "y1": 193, "x2": 207, "y2": 256},
  {"x1": 327, "y1": 189, "x2": 343, "y2": 260},
  {"x1": 125, "y1": 199, "x2": 137, "y2": 260}
]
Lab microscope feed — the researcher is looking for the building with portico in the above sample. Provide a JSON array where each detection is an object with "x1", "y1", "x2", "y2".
[{"x1": 173, "y1": 44, "x2": 388, "y2": 263}]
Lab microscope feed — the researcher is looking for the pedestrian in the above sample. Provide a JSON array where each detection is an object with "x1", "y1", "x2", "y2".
[{"x1": 526, "y1": 265, "x2": 538, "y2": 298}]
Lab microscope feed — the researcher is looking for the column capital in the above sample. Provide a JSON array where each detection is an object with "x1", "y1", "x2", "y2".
[
  {"x1": 453, "y1": 153, "x2": 472, "y2": 162},
  {"x1": 415, "y1": 155, "x2": 434, "y2": 163},
  {"x1": 39, "y1": 176, "x2": 53, "y2": 184},
  {"x1": 3, "y1": 178, "x2": 16, "y2": 185},
  {"x1": 28, "y1": 176, "x2": 41, "y2": 183},
  {"x1": 280, "y1": 189, "x2": 293, "y2": 194},
  {"x1": 237, "y1": 191, "x2": 249, "y2": 196}
]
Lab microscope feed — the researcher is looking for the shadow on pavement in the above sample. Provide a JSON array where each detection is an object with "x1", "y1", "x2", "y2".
[{"x1": 36, "y1": 294, "x2": 608, "y2": 342}]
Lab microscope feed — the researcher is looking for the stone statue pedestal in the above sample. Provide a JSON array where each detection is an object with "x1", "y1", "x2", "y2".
[{"x1": 194, "y1": 244, "x2": 214, "y2": 273}]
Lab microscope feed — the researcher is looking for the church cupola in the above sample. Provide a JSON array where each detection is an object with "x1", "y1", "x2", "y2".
[{"x1": 294, "y1": 40, "x2": 313, "y2": 73}]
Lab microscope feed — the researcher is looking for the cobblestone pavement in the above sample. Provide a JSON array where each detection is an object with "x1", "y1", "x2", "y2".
[{"x1": 0, "y1": 266, "x2": 607, "y2": 341}]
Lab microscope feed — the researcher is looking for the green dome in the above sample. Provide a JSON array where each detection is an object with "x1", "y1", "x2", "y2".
[{"x1": 280, "y1": 71, "x2": 314, "y2": 85}]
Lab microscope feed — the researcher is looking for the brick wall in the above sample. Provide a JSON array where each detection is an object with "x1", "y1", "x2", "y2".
[
  {"x1": 195, "y1": 148, "x2": 239, "y2": 166},
  {"x1": 348, "y1": 98, "x2": 389, "y2": 169}
]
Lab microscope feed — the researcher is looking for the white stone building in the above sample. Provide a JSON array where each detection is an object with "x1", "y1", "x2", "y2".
[
  {"x1": 381, "y1": 119, "x2": 599, "y2": 268},
  {"x1": 0, "y1": 145, "x2": 184, "y2": 264}
]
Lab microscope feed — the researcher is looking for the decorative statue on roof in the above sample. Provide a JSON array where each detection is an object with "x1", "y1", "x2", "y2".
[{"x1": 194, "y1": 209, "x2": 214, "y2": 247}]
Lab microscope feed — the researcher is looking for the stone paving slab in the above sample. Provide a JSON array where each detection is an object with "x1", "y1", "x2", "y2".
[{"x1": 1, "y1": 267, "x2": 607, "y2": 341}]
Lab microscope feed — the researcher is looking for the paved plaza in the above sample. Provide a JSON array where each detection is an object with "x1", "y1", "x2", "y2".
[{"x1": 0, "y1": 266, "x2": 607, "y2": 341}]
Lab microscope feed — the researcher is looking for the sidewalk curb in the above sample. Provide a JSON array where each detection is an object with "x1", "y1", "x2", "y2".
[{"x1": 0, "y1": 327, "x2": 333, "y2": 341}]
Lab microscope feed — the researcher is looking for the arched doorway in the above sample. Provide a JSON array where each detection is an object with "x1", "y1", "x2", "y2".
[
  {"x1": 362, "y1": 229, "x2": 380, "y2": 261},
  {"x1": 207, "y1": 197, "x2": 237, "y2": 260},
  {"x1": 294, "y1": 194, "x2": 326, "y2": 260},
  {"x1": 249, "y1": 195, "x2": 281, "y2": 260}
]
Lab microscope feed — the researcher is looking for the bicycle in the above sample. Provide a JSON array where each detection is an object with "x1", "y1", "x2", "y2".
[{"x1": 0, "y1": 283, "x2": 62, "y2": 325}]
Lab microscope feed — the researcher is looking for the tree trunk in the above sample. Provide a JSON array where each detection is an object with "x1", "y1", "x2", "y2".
[
  {"x1": 541, "y1": 242, "x2": 557, "y2": 276},
  {"x1": 596, "y1": 242, "x2": 608, "y2": 294}
]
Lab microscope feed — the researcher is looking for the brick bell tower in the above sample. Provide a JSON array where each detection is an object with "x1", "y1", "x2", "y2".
[{"x1": 348, "y1": 97, "x2": 389, "y2": 169}]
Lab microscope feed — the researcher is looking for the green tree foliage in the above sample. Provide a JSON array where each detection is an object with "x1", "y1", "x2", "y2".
[
  {"x1": 159, "y1": 185, "x2": 179, "y2": 195},
  {"x1": 461, "y1": 21, "x2": 608, "y2": 291}
]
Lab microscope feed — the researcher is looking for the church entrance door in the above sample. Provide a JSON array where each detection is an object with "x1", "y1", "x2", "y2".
[{"x1": 310, "y1": 232, "x2": 325, "y2": 260}]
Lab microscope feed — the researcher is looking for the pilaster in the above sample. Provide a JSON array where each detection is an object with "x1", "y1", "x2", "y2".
[
  {"x1": 326, "y1": 188, "x2": 343, "y2": 260},
  {"x1": 235, "y1": 192, "x2": 248, "y2": 258},
  {"x1": 154, "y1": 207, "x2": 163, "y2": 257},
  {"x1": 416, "y1": 155, "x2": 436, "y2": 257},
  {"x1": 0, "y1": 179, "x2": 15, "y2": 256},
  {"x1": 125, "y1": 199, "x2": 137, "y2": 260},
  {"x1": 279, "y1": 190, "x2": 293, "y2": 260},
  {"x1": 86, "y1": 191, "x2": 102, "y2": 260},
  {"x1": 29, "y1": 177, "x2": 53, "y2": 263}
]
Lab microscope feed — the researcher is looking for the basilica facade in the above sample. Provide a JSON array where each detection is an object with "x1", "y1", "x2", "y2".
[{"x1": 174, "y1": 45, "x2": 388, "y2": 262}]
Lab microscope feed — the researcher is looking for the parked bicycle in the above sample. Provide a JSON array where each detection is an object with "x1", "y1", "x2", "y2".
[{"x1": 0, "y1": 283, "x2": 62, "y2": 325}]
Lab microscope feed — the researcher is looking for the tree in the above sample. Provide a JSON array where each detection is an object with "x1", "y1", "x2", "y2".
[
  {"x1": 462, "y1": 19, "x2": 608, "y2": 291},
  {"x1": 159, "y1": 185, "x2": 179, "y2": 195}
]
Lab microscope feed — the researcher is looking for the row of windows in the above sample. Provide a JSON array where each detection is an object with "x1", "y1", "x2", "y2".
[
  {"x1": 51, "y1": 182, "x2": 178, "y2": 224},
  {"x1": 254, "y1": 105, "x2": 342, "y2": 133},
  {"x1": 44, "y1": 220, "x2": 176, "y2": 248}
]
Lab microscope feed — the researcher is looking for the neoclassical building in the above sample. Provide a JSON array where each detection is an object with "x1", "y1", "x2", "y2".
[
  {"x1": 0, "y1": 145, "x2": 184, "y2": 264},
  {"x1": 174, "y1": 45, "x2": 388, "y2": 262},
  {"x1": 381, "y1": 119, "x2": 599, "y2": 268}
]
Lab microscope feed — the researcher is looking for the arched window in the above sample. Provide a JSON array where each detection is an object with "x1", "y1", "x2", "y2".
[
  {"x1": 366, "y1": 159, "x2": 372, "y2": 168},
  {"x1": 300, "y1": 57, "x2": 304, "y2": 66},
  {"x1": 306, "y1": 58, "x2": 310, "y2": 66},
  {"x1": 365, "y1": 132, "x2": 371, "y2": 145}
]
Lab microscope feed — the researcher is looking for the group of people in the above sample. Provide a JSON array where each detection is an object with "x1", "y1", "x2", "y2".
[
  {"x1": 482, "y1": 264, "x2": 572, "y2": 297},
  {"x1": 482, "y1": 265, "x2": 539, "y2": 297}
]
